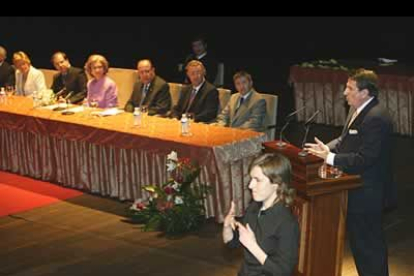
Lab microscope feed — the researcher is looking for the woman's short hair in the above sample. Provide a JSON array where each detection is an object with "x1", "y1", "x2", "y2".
[
  {"x1": 13, "y1": 51, "x2": 31, "y2": 66},
  {"x1": 249, "y1": 153, "x2": 295, "y2": 207},
  {"x1": 84, "y1": 54, "x2": 109, "y2": 76}
]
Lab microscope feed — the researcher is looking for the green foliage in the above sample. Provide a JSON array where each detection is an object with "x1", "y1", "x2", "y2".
[{"x1": 127, "y1": 152, "x2": 211, "y2": 236}]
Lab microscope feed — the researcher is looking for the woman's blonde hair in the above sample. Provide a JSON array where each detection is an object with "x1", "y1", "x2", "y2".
[
  {"x1": 13, "y1": 51, "x2": 31, "y2": 66},
  {"x1": 249, "y1": 153, "x2": 296, "y2": 207},
  {"x1": 84, "y1": 54, "x2": 109, "y2": 77}
]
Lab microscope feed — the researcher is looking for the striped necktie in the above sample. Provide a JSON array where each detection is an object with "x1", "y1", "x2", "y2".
[
  {"x1": 140, "y1": 84, "x2": 149, "y2": 106},
  {"x1": 235, "y1": 96, "x2": 244, "y2": 114},
  {"x1": 186, "y1": 88, "x2": 197, "y2": 112},
  {"x1": 347, "y1": 110, "x2": 358, "y2": 128}
]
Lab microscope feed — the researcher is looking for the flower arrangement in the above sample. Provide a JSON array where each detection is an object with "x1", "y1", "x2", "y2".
[
  {"x1": 33, "y1": 89, "x2": 56, "y2": 107},
  {"x1": 128, "y1": 151, "x2": 211, "y2": 236},
  {"x1": 298, "y1": 59, "x2": 349, "y2": 71}
]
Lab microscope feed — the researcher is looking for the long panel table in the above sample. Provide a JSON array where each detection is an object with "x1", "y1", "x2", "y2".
[{"x1": 0, "y1": 96, "x2": 265, "y2": 222}]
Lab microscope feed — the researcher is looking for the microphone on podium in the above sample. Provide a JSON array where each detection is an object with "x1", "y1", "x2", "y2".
[
  {"x1": 298, "y1": 110, "x2": 321, "y2": 157},
  {"x1": 276, "y1": 106, "x2": 306, "y2": 148}
]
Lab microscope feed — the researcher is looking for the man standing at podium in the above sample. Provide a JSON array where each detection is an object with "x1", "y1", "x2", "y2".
[{"x1": 305, "y1": 69, "x2": 394, "y2": 276}]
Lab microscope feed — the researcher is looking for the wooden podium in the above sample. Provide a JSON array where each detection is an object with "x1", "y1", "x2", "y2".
[{"x1": 263, "y1": 141, "x2": 362, "y2": 276}]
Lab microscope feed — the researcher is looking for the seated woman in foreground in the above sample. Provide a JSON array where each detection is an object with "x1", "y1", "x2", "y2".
[{"x1": 223, "y1": 153, "x2": 299, "y2": 276}]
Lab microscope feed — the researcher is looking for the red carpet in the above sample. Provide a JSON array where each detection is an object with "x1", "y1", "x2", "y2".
[{"x1": 0, "y1": 171, "x2": 83, "y2": 217}]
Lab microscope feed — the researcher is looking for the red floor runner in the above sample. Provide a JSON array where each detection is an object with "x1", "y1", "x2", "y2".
[{"x1": 0, "y1": 171, "x2": 83, "y2": 217}]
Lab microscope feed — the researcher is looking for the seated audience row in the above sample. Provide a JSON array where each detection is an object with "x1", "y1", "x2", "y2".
[{"x1": 0, "y1": 47, "x2": 267, "y2": 133}]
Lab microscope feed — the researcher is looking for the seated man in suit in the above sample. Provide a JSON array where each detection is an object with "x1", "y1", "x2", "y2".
[
  {"x1": 179, "y1": 36, "x2": 218, "y2": 84},
  {"x1": 172, "y1": 60, "x2": 218, "y2": 123},
  {"x1": 125, "y1": 59, "x2": 171, "y2": 116},
  {"x1": 216, "y1": 71, "x2": 267, "y2": 132},
  {"x1": 51, "y1": 52, "x2": 87, "y2": 104},
  {"x1": 0, "y1": 46, "x2": 15, "y2": 87}
]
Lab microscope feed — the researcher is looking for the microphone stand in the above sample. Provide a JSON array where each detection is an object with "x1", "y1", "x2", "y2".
[
  {"x1": 276, "y1": 120, "x2": 291, "y2": 148},
  {"x1": 276, "y1": 106, "x2": 306, "y2": 148},
  {"x1": 53, "y1": 91, "x2": 74, "y2": 112},
  {"x1": 298, "y1": 124, "x2": 311, "y2": 157},
  {"x1": 298, "y1": 110, "x2": 320, "y2": 157}
]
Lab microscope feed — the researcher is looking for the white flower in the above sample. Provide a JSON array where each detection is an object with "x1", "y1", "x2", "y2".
[
  {"x1": 166, "y1": 161, "x2": 177, "y2": 172},
  {"x1": 43, "y1": 89, "x2": 55, "y2": 105},
  {"x1": 167, "y1": 151, "x2": 178, "y2": 162},
  {"x1": 130, "y1": 199, "x2": 144, "y2": 210},
  {"x1": 174, "y1": 196, "x2": 184, "y2": 205},
  {"x1": 167, "y1": 195, "x2": 173, "y2": 201},
  {"x1": 36, "y1": 89, "x2": 55, "y2": 106},
  {"x1": 172, "y1": 181, "x2": 180, "y2": 191},
  {"x1": 133, "y1": 198, "x2": 144, "y2": 204}
]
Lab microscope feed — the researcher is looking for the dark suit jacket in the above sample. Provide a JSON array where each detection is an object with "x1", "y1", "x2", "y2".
[
  {"x1": 0, "y1": 61, "x2": 15, "y2": 87},
  {"x1": 124, "y1": 75, "x2": 171, "y2": 116},
  {"x1": 327, "y1": 98, "x2": 395, "y2": 213},
  {"x1": 172, "y1": 81, "x2": 218, "y2": 123},
  {"x1": 184, "y1": 53, "x2": 218, "y2": 84},
  {"x1": 51, "y1": 67, "x2": 87, "y2": 104}
]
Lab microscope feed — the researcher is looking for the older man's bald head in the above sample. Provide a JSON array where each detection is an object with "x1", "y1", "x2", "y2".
[{"x1": 137, "y1": 59, "x2": 155, "y2": 84}]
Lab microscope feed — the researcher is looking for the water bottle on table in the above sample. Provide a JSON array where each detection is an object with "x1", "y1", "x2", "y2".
[
  {"x1": 0, "y1": 87, "x2": 5, "y2": 104},
  {"x1": 133, "y1": 107, "x2": 142, "y2": 127},
  {"x1": 181, "y1": 113, "x2": 189, "y2": 136}
]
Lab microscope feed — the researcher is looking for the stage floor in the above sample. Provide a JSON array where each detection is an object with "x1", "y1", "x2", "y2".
[{"x1": 1, "y1": 124, "x2": 413, "y2": 276}]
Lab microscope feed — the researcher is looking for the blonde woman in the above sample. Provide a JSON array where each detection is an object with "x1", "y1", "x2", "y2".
[
  {"x1": 223, "y1": 153, "x2": 299, "y2": 276},
  {"x1": 84, "y1": 54, "x2": 118, "y2": 108},
  {"x1": 13, "y1": 51, "x2": 46, "y2": 96}
]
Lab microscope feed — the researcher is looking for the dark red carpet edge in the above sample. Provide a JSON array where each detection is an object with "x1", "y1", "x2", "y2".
[{"x1": 0, "y1": 171, "x2": 83, "y2": 217}]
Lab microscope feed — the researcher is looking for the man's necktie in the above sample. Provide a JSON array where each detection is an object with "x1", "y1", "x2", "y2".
[
  {"x1": 347, "y1": 110, "x2": 358, "y2": 128},
  {"x1": 186, "y1": 88, "x2": 197, "y2": 112},
  {"x1": 140, "y1": 84, "x2": 149, "y2": 106},
  {"x1": 235, "y1": 96, "x2": 244, "y2": 114},
  {"x1": 62, "y1": 73, "x2": 68, "y2": 87}
]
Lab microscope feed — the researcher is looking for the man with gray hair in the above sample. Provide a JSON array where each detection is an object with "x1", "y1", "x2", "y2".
[
  {"x1": 0, "y1": 46, "x2": 15, "y2": 87},
  {"x1": 172, "y1": 60, "x2": 218, "y2": 122}
]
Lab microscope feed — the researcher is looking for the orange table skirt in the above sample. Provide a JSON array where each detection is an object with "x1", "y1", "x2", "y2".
[{"x1": 0, "y1": 96, "x2": 265, "y2": 221}]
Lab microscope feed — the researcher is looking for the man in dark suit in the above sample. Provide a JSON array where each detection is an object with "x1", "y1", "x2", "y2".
[
  {"x1": 306, "y1": 69, "x2": 394, "y2": 276},
  {"x1": 216, "y1": 71, "x2": 266, "y2": 132},
  {"x1": 0, "y1": 46, "x2": 15, "y2": 87},
  {"x1": 51, "y1": 52, "x2": 87, "y2": 104},
  {"x1": 172, "y1": 60, "x2": 218, "y2": 123},
  {"x1": 125, "y1": 59, "x2": 171, "y2": 116},
  {"x1": 179, "y1": 36, "x2": 218, "y2": 84}
]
